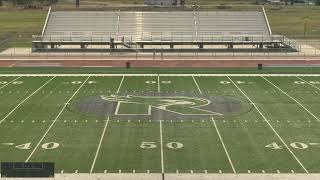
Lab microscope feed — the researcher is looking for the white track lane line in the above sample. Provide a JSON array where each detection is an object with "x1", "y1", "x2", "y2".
[
  {"x1": 296, "y1": 76, "x2": 320, "y2": 91},
  {"x1": 0, "y1": 76, "x2": 21, "y2": 90},
  {"x1": 25, "y1": 76, "x2": 90, "y2": 162},
  {"x1": 211, "y1": 117, "x2": 236, "y2": 173},
  {"x1": 160, "y1": 120, "x2": 164, "y2": 174},
  {"x1": 227, "y1": 76, "x2": 309, "y2": 173},
  {"x1": 192, "y1": 76, "x2": 236, "y2": 172},
  {"x1": 0, "y1": 76, "x2": 55, "y2": 124},
  {"x1": 116, "y1": 76, "x2": 124, "y2": 94},
  {"x1": 262, "y1": 76, "x2": 320, "y2": 122},
  {"x1": 192, "y1": 76, "x2": 202, "y2": 94},
  {"x1": 90, "y1": 116, "x2": 110, "y2": 173}
]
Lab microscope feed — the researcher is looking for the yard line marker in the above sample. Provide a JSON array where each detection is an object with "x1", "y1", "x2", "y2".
[
  {"x1": 0, "y1": 77, "x2": 55, "y2": 124},
  {"x1": 211, "y1": 117, "x2": 236, "y2": 173},
  {"x1": 157, "y1": 74, "x2": 160, "y2": 93},
  {"x1": 0, "y1": 76, "x2": 21, "y2": 91},
  {"x1": 90, "y1": 116, "x2": 110, "y2": 173},
  {"x1": 262, "y1": 76, "x2": 320, "y2": 122},
  {"x1": 116, "y1": 76, "x2": 125, "y2": 94},
  {"x1": 159, "y1": 120, "x2": 165, "y2": 174},
  {"x1": 192, "y1": 76, "x2": 202, "y2": 94},
  {"x1": 25, "y1": 76, "x2": 90, "y2": 163},
  {"x1": 297, "y1": 76, "x2": 320, "y2": 91},
  {"x1": 228, "y1": 76, "x2": 309, "y2": 173}
]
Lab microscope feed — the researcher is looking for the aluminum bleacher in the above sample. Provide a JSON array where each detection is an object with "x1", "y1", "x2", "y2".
[{"x1": 32, "y1": 8, "x2": 299, "y2": 53}]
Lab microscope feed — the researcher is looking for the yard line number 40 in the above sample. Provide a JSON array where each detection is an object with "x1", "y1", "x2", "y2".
[{"x1": 266, "y1": 142, "x2": 319, "y2": 150}]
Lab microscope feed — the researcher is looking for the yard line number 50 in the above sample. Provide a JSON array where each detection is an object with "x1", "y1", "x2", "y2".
[{"x1": 140, "y1": 142, "x2": 183, "y2": 150}]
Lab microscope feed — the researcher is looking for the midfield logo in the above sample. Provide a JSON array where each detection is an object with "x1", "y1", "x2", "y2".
[{"x1": 101, "y1": 95, "x2": 222, "y2": 116}]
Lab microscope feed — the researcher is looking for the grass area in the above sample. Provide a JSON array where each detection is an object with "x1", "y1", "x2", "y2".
[
  {"x1": 0, "y1": 75, "x2": 320, "y2": 173},
  {"x1": 266, "y1": 6, "x2": 320, "y2": 38}
]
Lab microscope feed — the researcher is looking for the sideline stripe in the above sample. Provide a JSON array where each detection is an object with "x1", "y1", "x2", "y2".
[
  {"x1": 296, "y1": 76, "x2": 320, "y2": 91},
  {"x1": 25, "y1": 76, "x2": 90, "y2": 162},
  {"x1": 160, "y1": 120, "x2": 164, "y2": 174},
  {"x1": 0, "y1": 76, "x2": 55, "y2": 124},
  {"x1": 227, "y1": 76, "x2": 309, "y2": 173},
  {"x1": 192, "y1": 76, "x2": 202, "y2": 94},
  {"x1": 262, "y1": 76, "x2": 320, "y2": 122},
  {"x1": 0, "y1": 74, "x2": 320, "y2": 77},
  {"x1": 211, "y1": 117, "x2": 236, "y2": 173},
  {"x1": 0, "y1": 76, "x2": 21, "y2": 90},
  {"x1": 90, "y1": 116, "x2": 110, "y2": 173},
  {"x1": 117, "y1": 76, "x2": 124, "y2": 94}
]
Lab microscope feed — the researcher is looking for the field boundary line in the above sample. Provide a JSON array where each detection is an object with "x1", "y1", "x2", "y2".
[
  {"x1": 116, "y1": 76, "x2": 124, "y2": 94},
  {"x1": 0, "y1": 76, "x2": 55, "y2": 124},
  {"x1": 90, "y1": 116, "x2": 110, "y2": 173},
  {"x1": 296, "y1": 76, "x2": 320, "y2": 91},
  {"x1": 192, "y1": 76, "x2": 202, "y2": 94},
  {"x1": 25, "y1": 76, "x2": 90, "y2": 162},
  {"x1": 0, "y1": 74, "x2": 320, "y2": 77},
  {"x1": 227, "y1": 76, "x2": 309, "y2": 173},
  {"x1": 211, "y1": 117, "x2": 236, "y2": 173},
  {"x1": 160, "y1": 120, "x2": 164, "y2": 174},
  {"x1": 0, "y1": 76, "x2": 21, "y2": 90},
  {"x1": 262, "y1": 76, "x2": 320, "y2": 122}
]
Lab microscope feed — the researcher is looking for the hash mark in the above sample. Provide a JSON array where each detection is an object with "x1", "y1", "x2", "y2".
[{"x1": 291, "y1": 170, "x2": 295, "y2": 173}]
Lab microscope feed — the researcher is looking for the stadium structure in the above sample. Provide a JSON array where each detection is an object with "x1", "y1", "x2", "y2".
[{"x1": 32, "y1": 6, "x2": 299, "y2": 53}]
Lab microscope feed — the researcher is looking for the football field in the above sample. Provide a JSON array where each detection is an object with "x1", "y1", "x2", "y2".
[{"x1": 1, "y1": 73, "x2": 320, "y2": 174}]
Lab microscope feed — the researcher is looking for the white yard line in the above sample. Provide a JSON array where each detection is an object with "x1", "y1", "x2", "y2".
[
  {"x1": 0, "y1": 76, "x2": 55, "y2": 124},
  {"x1": 25, "y1": 76, "x2": 90, "y2": 162},
  {"x1": 116, "y1": 76, "x2": 124, "y2": 94},
  {"x1": 227, "y1": 76, "x2": 309, "y2": 173},
  {"x1": 211, "y1": 117, "x2": 236, "y2": 173},
  {"x1": 157, "y1": 74, "x2": 160, "y2": 93},
  {"x1": 0, "y1": 76, "x2": 21, "y2": 90},
  {"x1": 193, "y1": 76, "x2": 236, "y2": 173},
  {"x1": 159, "y1": 120, "x2": 164, "y2": 174},
  {"x1": 262, "y1": 76, "x2": 320, "y2": 122},
  {"x1": 90, "y1": 116, "x2": 110, "y2": 173},
  {"x1": 192, "y1": 76, "x2": 202, "y2": 94},
  {"x1": 0, "y1": 74, "x2": 320, "y2": 77},
  {"x1": 296, "y1": 76, "x2": 320, "y2": 91}
]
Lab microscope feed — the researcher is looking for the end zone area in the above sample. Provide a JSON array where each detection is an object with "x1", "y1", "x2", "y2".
[{"x1": 1, "y1": 72, "x2": 320, "y2": 177}]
